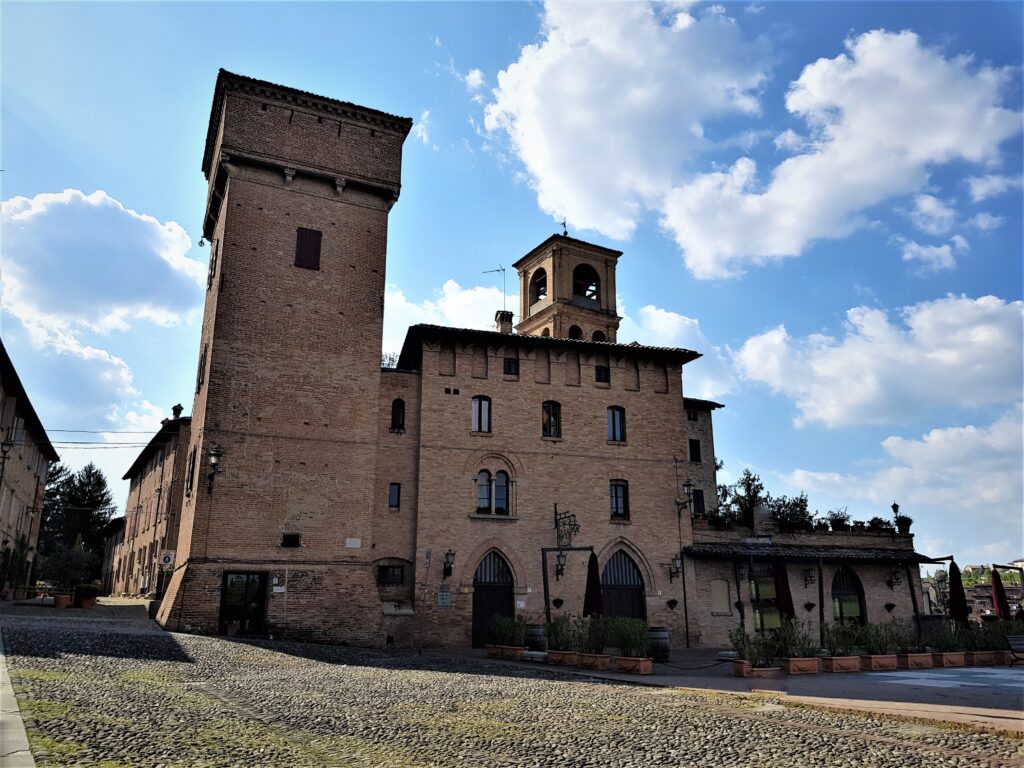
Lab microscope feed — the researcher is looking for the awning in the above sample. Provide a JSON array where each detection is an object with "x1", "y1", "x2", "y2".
[{"x1": 684, "y1": 542, "x2": 934, "y2": 564}]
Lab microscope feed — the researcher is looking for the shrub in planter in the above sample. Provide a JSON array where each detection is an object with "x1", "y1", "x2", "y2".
[
  {"x1": 73, "y1": 583, "x2": 100, "y2": 608},
  {"x1": 546, "y1": 615, "x2": 580, "y2": 665},
  {"x1": 821, "y1": 622, "x2": 860, "y2": 672},
  {"x1": 858, "y1": 622, "x2": 897, "y2": 671},
  {"x1": 729, "y1": 627, "x2": 780, "y2": 673},
  {"x1": 866, "y1": 516, "x2": 895, "y2": 533},
  {"x1": 892, "y1": 619, "x2": 932, "y2": 669},
  {"x1": 827, "y1": 510, "x2": 851, "y2": 532},
  {"x1": 924, "y1": 621, "x2": 966, "y2": 667},
  {"x1": 894, "y1": 514, "x2": 913, "y2": 534},
  {"x1": 777, "y1": 619, "x2": 820, "y2": 674},
  {"x1": 577, "y1": 616, "x2": 611, "y2": 669},
  {"x1": 490, "y1": 616, "x2": 526, "y2": 658},
  {"x1": 610, "y1": 618, "x2": 652, "y2": 673}
]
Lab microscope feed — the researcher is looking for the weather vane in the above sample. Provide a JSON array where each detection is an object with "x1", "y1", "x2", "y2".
[{"x1": 561, "y1": 218, "x2": 568, "y2": 236}]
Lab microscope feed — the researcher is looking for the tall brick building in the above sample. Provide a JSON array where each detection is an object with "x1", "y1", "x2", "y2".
[{"x1": 156, "y1": 71, "x2": 925, "y2": 647}]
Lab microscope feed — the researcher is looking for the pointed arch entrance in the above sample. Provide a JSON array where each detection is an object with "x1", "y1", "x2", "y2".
[
  {"x1": 831, "y1": 566, "x2": 867, "y2": 625},
  {"x1": 601, "y1": 550, "x2": 646, "y2": 620},
  {"x1": 472, "y1": 550, "x2": 514, "y2": 647}
]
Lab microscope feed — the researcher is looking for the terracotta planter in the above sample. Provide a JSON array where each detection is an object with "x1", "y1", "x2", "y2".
[
  {"x1": 499, "y1": 646, "x2": 526, "y2": 660},
  {"x1": 547, "y1": 650, "x2": 578, "y2": 666},
  {"x1": 53, "y1": 594, "x2": 71, "y2": 609},
  {"x1": 79, "y1": 598, "x2": 97, "y2": 609},
  {"x1": 992, "y1": 650, "x2": 1012, "y2": 666},
  {"x1": 897, "y1": 653, "x2": 933, "y2": 669},
  {"x1": 749, "y1": 666, "x2": 783, "y2": 679},
  {"x1": 781, "y1": 657, "x2": 820, "y2": 675},
  {"x1": 485, "y1": 645, "x2": 501, "y2": 658},
  {"x1": 13, "y1": 587, "x2": 27, "y2": 601},
  {"x1": 931, "y1": 652, "x2": 965, "y2": 668},
  {"x1": 860, "y1": 654, "x2": 898, "y2": 671},
  {"x1": 822, "y1": 656, "x2": 861, "y2": 673},
  {"x1": 577, "y1": 652, "x2": 611, "y2": 670},
  {"x1": 964, "y1": 651, "x2": 997, "y2": 666},
  {"x1": 733, "y1": 659, "x2": 751, "y2": 677},
  {"x1": 615, "y1": 656, "x2": 653, "y2": 675}
]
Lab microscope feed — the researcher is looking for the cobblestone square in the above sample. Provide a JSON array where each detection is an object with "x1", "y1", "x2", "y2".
[{"x1": 3, "y1": 613, "x2": 1022, "y2": 768}]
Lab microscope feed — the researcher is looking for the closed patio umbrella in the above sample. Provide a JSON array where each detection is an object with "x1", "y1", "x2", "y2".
[
  {"x1": 948, "y1": 560, "x2": 969, "y2": 627},
  {"x1": 991, "y1": 567, "x2": 1011, "y2": 620},
  {"x1": 773, "y1": 561, "x2": 796, "y2": 620},
  {"x1": 583, "y1": 551, "x2": 603, "y2": 617}
]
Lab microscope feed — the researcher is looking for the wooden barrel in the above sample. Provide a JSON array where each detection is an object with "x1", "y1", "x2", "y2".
[
  {"x1": 525, "y1": 623, "x2": 548, "y2": 651},
  {"x1": 648, "y1": 626, "x2": 671, "y2": 662}
]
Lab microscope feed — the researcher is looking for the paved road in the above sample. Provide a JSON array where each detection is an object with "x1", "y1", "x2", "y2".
[{"x1": 1, "y1": 608, "x2": 1022, "y2": 767}]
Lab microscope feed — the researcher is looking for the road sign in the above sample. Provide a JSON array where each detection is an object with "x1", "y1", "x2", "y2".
[{"x1": 159, "y1": 550, "x2": 175, "y2": 570}]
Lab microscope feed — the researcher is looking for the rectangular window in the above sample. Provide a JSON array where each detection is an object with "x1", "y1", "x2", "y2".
[
  {"x1": 687, "y1": 410, "x2": 698, "y2": 422},
  {"x1": 595, "y1": 365, "x2": 610, "y2": 384},
  {"x1": 692, "y1": 488, "x2": 705, "y2": 517},
  {"x1": 607, "y1": 406, "x2": 626, "y2": 442},
  {"x1": 471, "y1": 396, "x2": 491, "y2": 433},
  {"x1": 503, "y1": 357, "x2": 520, "y2": 377},
  {"x1": 377, "y1": 565, "x2": 405, "y2": 585},
  {"x1": 749, "y1": 563, "x2": 781, "y2": 634},
  {"x1": 207, "y1": 240, "x2": 219, "y2": 290},
  {"x1": 610, "y1": 480, "x2": 630, "y2": 520},
  {"x1": 195, "y1": 343, "x2": 208, "y2": 394},
  {"x1": 689, "y1": 438, "x2": 702, "y2": 463},
  {"x1": 281, "y1": 533, "x2": 301, "y2": 548},
  {"x1": 388, "y1": 483, "x2": 401, "y2": 509},
  {"x1": 295, "y1": 227, "x2": 322, "y2": 270},
  {"x1": 542, "y1": 401, "x2": 561, "y2": 438},
  {"x1": 184, "y1": 446, "x2": 196, "y2": 497}
]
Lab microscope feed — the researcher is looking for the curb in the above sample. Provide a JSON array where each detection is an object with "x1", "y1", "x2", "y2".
[{"x1": 0, "y1": 627, "x2": 38, "y2": 767}]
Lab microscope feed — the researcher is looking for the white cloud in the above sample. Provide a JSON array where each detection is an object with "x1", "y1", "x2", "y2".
[
  {"x1": 899, "y1": 235, "x2": 968, "y2": 273},
  {"x1": 411, "y1": 109, "x2": 432, "y2": 145},
  {"x1": 662, "y1": 30, "x2": 1022, "y2": 278},
  {"x1": 736, "y1": 295, "x2": 1023, "y2": 427},
  {"x1": 745, "y1": 3, "x2": 765, "y2": 13},
  {"x1": 968, "y1": 212, "x2": 1005, "y2": 231},
  {"x1": 787, "y1": 411, "x2": 1023, "y2": 561},
  {"x1": 464, "y1": 68, "x2": 485, "y2": 91},
  {"x1": 966, "y1": 173, "x2": 1023, "y2": 202},
  {"x1": 773, "y1": 129, "x2": 807, "y2": 152},
  {"x1": 908, "y1": 194, "x2": 955, "y2": 235},
  {"x1": 484, "y1": 1, "x2": 771, "y2": 239}
]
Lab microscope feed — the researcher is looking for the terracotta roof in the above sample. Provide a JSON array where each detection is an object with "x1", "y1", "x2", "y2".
[
  {"x1": 396, "y1": 323, "x2": 701, "y2": 371},
  {"x1": 684, "y1": 541, "x2": 934, "y2": 564},
  {"x1": 683, "y1": 397, "x2": 725, "y2": 411},
  {"x1": 121, "y1": 417, "x2": 190, "y2": 480},
  {"x1": 0, "y1": 339, "x2": 58, "y2": 462}
]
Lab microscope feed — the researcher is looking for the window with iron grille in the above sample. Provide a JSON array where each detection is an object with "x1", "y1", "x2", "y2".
[
  {"x1": 295, "y1": 227, "x2": 322, "y2": 270},
  {"x1": 377, "y1": 565, "x2": 405, "y2": 585},
  {"x1": 607, "y1": 406, "x2": 626, "y2": 442},
  {"x1": 207, "y1": 240, "x2": 219, "y2": 290},
  {"x1": 542, "y1": 401, "x2": 561, "y2": 438},
  {"x1": 610, "y1": 480, "x2": 630, "y2": 520}
]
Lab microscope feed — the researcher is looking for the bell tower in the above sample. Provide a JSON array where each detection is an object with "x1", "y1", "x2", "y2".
[{"x1": 513, "y1": 234, "x2": 622, "y2": 341}]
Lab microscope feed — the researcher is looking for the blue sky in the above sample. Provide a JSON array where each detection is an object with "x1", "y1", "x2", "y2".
[{"x1": 2, "y1": 1, "x2": 1021, "y2": 568}]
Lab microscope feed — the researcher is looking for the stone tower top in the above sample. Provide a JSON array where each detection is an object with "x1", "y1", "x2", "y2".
[{"x1": 513, "y1": 234, "x2": 623, "y2": 342}]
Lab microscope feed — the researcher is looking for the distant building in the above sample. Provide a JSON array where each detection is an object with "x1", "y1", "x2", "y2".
[
  {"x1": 0, "y1": 339, "x2": 59, "y2": 597},
  {"x1": 99, "y1": 517, "x2": 125, "y2": 596}
]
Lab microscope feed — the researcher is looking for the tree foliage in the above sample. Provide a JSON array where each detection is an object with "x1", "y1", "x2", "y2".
[{"x1": 37, "y1": 462, "x2": 115, "y2": 584}]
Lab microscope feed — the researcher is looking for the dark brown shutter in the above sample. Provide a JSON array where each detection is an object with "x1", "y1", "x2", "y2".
[{"x1": 295, "y1": 227, "x2": 322, "y2": 270}]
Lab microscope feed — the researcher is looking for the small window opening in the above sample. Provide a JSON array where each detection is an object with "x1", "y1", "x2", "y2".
[
  {"x1": 281, "y1": 533, "x2": 302, "y2": 548},
  {"x1": 610, "y1": 480, "x2": 630, "y2": 520},
  {"x1": 503, "y1": 358, "x2": 520, "y2": 376},
  {"x1": 295, "y1": 227, "x2": 322, "y2": 270},
  {"x1": 687, "y1": 410, "x2": 698, "y2": 422},
  {"x1": 390, "y1": 399, "x2": 406, "y2": 432},
  {"x1": 608, "y1": 406, "x2": 627, "y2": 442},
  {"x1": 595, "y1": 365, "x2": 610, "y2": 384},
  {"x1": 377, "y1": 565, "x2": 405, "y2": 585},
  {"x1": 542, "y1": 401, "x2": 562, "y2": 438},
  {"x1": 568, "y1": 325, "x2": 583, "y2": 340},
  {"x1": 388, "y1": 483, "x2": 401, "y2": 508},
  {"x1": 689, "y1": 438, "x2": 702, "y2": 463}
]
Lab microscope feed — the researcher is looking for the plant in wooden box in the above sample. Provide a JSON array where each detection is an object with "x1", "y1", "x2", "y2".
[
  {"x1": 777, "y1": 619, "x2": 820, "y2": 674},
  {"x1": 491, "y1": 616, "x2": 527, "y2": 660},
  {"x1": 926, "y1": 622, "x2": 965, "y2": 667},
  {"x1": 963, "y1": 624, "x2": 1000, "y2": 666},
  {"x1": 821, "y1": 622, "x2": 861, "y2": 672},
  {"x1": 546, "y1": 615, "x2": 579, "y2": 666},
  {"x1": 892, "y1": 619, "x2": 931, "y2": 669},
  {"x1": 858, "y1": 622, "x2": 897, "y2": 671},
  {"x1": 576, "y1": 616, "x2": 611, "y2": 670},
  {"x1": 611, "y1": 618, "x2": 653, "y2": 674}
]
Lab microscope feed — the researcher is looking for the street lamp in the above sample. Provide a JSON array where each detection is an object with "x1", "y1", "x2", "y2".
[
  {"x1": 675, "y1": 479, "x2": 695, "y2": 517},
  {"x1": 668, "y1": 555, "x2": 682, "y2": 582},
  {"x1": 442, "y1": 550, "x2": 456, "y2": 580},
  {"x1": 206, "y1": 445, "x2": 223, "y2": 494},
  {"x1": 555, "y1": 551, "x2": 567, "y2": 581}
]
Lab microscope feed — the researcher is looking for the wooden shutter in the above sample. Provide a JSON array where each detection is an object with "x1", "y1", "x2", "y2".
[{"x1": 295, "y1": 227, "x2": 322, "y2": 270}]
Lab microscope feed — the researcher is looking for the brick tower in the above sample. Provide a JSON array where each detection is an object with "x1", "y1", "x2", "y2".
[
  {"x1": 158, "y1": 71, "x2": 412, "y2": 642},
  {"x1": 513, "y1": 235, "x2": 622, "y2": 341}
]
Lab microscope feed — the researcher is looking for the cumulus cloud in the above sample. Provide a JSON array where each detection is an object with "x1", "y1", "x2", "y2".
[
  {"x1": 662, "y1": 30, "x2": 1021, "y2": 278},
  {"x1": 464, "y1": 68, "x2": 485, "y2": 91},
  {"x1": 1, "y1": 189, "x2": 204, "y2": 394},
  {"x1": 411, "y1": 109, "x2": 433, "y2": 146},
  {"x1": 484, "y1": 1, "x2": 771, "y2": 239},
  {"x1": 786, "y1": 411, "x2": 1022, "y2": 560},
  {"x1": 966, "y1": 173, "x2": 1023, "y2": 202},
  {"x1": 968, "y1": 212, "x2": 1005, "y2": 231},
  {"x1": 899, "y1": 235, "x2": 968, "y2": 273},
  {"x1": 736, "y1": 295, "x2": 1023, "y2": 427},
  {"x1": 908, "y1": 194, "x2": 956, "y2": 235}
]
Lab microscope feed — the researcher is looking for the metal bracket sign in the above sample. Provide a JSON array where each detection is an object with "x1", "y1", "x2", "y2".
[{"x1": 554, "y1": 504, "x2": 580, "y2": 548}]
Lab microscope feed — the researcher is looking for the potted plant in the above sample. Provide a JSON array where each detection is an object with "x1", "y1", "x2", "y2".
[
  {"x1": 827, "y1": 510, "x2": 850, "y2": 532},
  {"x1": 813, "y1": 520, "x2": 830, "y2": 533},
  {"x1": 963, "y1": 624, "x2": 999, "y2": 666},
  {"x1": 546, "y1": 615, "x2": 579, "y2": 666},
  {"x1": 926, "y1": 622, "x2": 965, "y2": 667},
  {"x1": 866, "y1": 516, "x2": 895, "y2": 533},
  {"x1": 611, "y1": 618, "x2": 653, "y2": 674},
  {"x1": 729, "y1": 627, "x2": 781, "y2": 677},
  {"x1": 821, "y1": 622, "x2": 860, "y2": 672},
  {"x1": 851, "y1": 520, "x2": 866, "y2": 532},
  {"x1": 492, "y1": 616, "x2": 527, "y2": 660},
  {"x1": 53, "y1": 592, "x2": 72, "y2": 609},
  {"x1": 73, "y1": 583, "x2": 100, "y2": 609},
  {"x1": 777, "y1": 619, "x2": 820, "y2": 674},
  {"x1": 894, "y1": 514, "x2": 913, "y2": 534},
  {"x1": 858, "y1": 622, "x2": 897, "y2": 671},
  {"x1": 576, "y1": 616, "x2": 611, "y2": 669},
  {"x1": 892, "y1": 619, "x2": 932, "y2": 669}
]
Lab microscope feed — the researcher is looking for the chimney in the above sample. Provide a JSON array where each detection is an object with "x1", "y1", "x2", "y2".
[
  {"x1": 171, "y1": 403, "x2": 184, "y2": 419},
  {"x1": 495, "y1": 310, "x2": 513, "y2": 334}
]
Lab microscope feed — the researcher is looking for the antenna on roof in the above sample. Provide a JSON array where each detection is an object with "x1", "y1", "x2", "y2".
[{"x1": 483, "y1": 265, "x2": 507, "y2": 311}]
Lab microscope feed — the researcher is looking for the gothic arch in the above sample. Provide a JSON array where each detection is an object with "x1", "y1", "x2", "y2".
[
  {"x1": 461, "y1": 448, "x2": 525, "y2": 477},
  {"x1": 456, "y1": 539, "x2": 526, "y2": 588},
  {"x1": 596, "y1": 536, "x2": 657, "y2": 592}
]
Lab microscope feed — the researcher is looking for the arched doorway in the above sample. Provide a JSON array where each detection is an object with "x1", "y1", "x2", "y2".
[
  {"x1": 831, "y1": 566, "x2": 866, "y2": 625},
  {"x1": 601, "y1": 550, "x2": 646, "y2": 620},
  {"x1": 472, "y1": 550, "x2": 514, "y2": 647}
]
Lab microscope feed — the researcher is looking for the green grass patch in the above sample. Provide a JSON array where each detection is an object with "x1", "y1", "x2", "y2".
[
  {"x1": 28, "y1": 734, "x2": 87, "y2": 758},
  {"x1": 21, "y1": 699, "x2": 76, "y2": 721},
  {"x1": 10, "y1": 667, "x2": 84, "y2": 683}
]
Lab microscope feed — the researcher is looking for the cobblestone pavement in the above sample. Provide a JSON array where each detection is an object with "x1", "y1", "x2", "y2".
[{"x1": 2, "y1": 615, "x2": 1022, "y2": 768}]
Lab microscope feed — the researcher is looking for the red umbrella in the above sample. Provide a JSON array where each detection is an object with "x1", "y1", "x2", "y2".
[
  {"x1": 583, "y1": 552, "x2": 603, "y2": 617},
  {"x1": 948, "y1": 560, "x2": 970, "y2": 627},
  {"x1": 991, "y1": 567, "x2": 1011, "y2": 620},
  {"x1": 773, "y1": 561, "x2": 796, "y2": 620}
]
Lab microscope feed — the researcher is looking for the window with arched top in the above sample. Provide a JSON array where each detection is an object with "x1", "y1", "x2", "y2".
[
  {"x1": 476, "y1": 470, "x2": 492, "y2": 513},
  {"x1": 592, "y1": 330, "x2": 607, "y2": 342},
  {"x1": 390, "y1": 398, "x2": 405, "y2": 432},
  {"x1": 494, "y1": 471, "x2": 510, "y2": 515},
  {"x1": 541, "y1": 328, "x2": 551, "y2": 337},
  {"x1": 529, "y1": 268, "x2": 548, "y2": 306},
  {"x1": 568, "y1": 325, "x2": 583, "y2": 340},
  {"x1": 473, "y1": 462, "x2": 516, "y2": 516},
  {"x1": 831, "y1": 566, "x2": 867, "y2": 626},
  {"x1": 572, "y1": 264, "x2": 601, "y2": 304}
]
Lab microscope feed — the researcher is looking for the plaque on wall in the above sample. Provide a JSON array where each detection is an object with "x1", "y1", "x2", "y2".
[{"x1": 437, "y1": 583, "x2": 452, "y2": 609}]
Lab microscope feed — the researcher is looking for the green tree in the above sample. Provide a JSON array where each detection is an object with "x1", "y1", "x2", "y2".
[
  {"x1": 37, "y1": 462, "x2": 115, "y2": 583},
  {"x1": 725, "y1": 469, "x2": 767, "y2": 529}
]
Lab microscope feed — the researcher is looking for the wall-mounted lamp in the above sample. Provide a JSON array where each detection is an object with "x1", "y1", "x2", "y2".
[
  {"x1": 668, "y1": 555, "x2": 682, "y2": 582},
  {"x1": 675, "y1": 479, "x2": 696, "y2": 517},
  {"x1": 887, "y1": 567, "x2": 902, "y2": 590},
  {"x1": 555, "y1": 551, "x2": 567, "y2": 581},
  {"x1": 442, "y1": 549, "x2": 456, "y2": 580},
  {"x1": 803, "y1": 568, "x2": 816, "y2": 588},
  {"x1": 207, "y1": 445, "x2": 223, "y2": 494}
]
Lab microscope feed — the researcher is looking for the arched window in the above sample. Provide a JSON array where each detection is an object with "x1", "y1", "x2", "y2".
[
  {"x1": 542, "y1": 401, "x2": 561, "y2": 438},
  {"x1": 541, "y1": 328, "x2": 551, "y2": 337},
  {"x1": 471, "y1": 396, "x2": 491, "y2": 433},
  {"x1": 592, "y1": 330, "x2": 607, "y2": 342},
  {"x1": 607, "y1": 406, "x2": 626, "y2": 442},
  {"x1": 831, "y1": 566, "x2": 867, "y2": 625},
  {"x1": 568, "y1": 325, "x2": 583, "y2": 340},
  {"x1": 390, "y1": 398, "x2": 405, "y2": 432},
  {"x1": 476, "y1": 470, "x2": 492, "y2": 513},
  {"x1": 494, "y1": 471, "x2": 510, "y2": 515},
  {"x1": 529, "y1": 268, "x2": 548, "y2": 305},
  {"x1": 572, "y1": 264, "x2": 601, "y2": 303}
]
